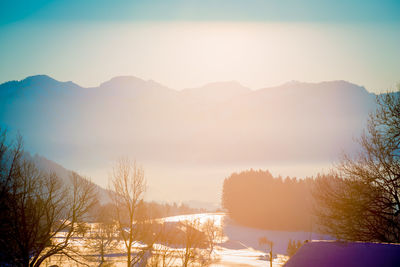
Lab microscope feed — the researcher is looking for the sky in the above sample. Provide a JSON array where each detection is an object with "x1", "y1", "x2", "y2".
[{"x1": 0, "y1": 0, "x2": 399, "y2": 93}]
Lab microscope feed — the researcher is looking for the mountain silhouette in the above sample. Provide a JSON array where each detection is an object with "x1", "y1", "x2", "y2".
[{"x1": 0, "y1": 75, "x2": 376, "y2": 166}]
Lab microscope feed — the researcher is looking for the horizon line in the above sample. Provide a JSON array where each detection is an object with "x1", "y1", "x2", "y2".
[{"x1": 1, "y1": 73, "x2": 373, "y2": 93}]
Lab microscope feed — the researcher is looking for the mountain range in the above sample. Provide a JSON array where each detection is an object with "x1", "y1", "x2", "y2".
[{"x1": 0, "y1": 75, "x2": 378, "y2": 203}]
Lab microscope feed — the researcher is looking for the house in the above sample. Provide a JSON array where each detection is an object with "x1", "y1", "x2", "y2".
[{"x1": 284, "y1": 240, "x2": 400, "y2": 267}]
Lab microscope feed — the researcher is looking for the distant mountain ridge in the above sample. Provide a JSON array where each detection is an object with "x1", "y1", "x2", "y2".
[
  {"x1": 0, "y1": 75, "x2": 379, "y2": 202},
  {"x1": 0, "y1": 75, "x2": 376, "y2": 164},
  {"x1": 0, "y1": 74, "x2": 372, "y2": 102}
]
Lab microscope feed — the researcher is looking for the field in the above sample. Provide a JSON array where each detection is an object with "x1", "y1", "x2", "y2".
[{"x1": 43, "y1": 213, "x2": 332, "y2": 266}]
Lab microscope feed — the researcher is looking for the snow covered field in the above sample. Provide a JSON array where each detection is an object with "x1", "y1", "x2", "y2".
[
  {"x1": 163, "y1": 213, "x2": 331, "y2": 266},
  {"x1": 44, "y1": 213, "x2": 332, "y2": 266}
]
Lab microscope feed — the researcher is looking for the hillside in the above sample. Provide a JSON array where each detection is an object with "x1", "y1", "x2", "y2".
[{"x1": 24, "y1": 152, "x2": 111, "y2": 204}]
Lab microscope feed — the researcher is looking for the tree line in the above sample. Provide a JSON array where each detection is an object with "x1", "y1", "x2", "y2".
[{"x1": 222, "y1": 168, "x2": 326, "y2": 231}]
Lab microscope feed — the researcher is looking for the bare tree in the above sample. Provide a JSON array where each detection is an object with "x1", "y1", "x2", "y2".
[
  {"x1": 108, "y1": 158, "x2": 146, "y2": 267},
  {"x1": 147, "y1": 245, "x2": 176, "y2": 267},
  {"x1": 202, "y1": 218, "x2": 223, "y2": 258},
  {"x1": 84, "y1": 203, "x2": 120, "y2": 264},
  {"x1": 147, "y1": 223, "x2": 178, "y2": 267},
  {"x1": 147, "y1": 218, "x2": 217, "y2": 267},
  {"x1": 0, "y1": 131, "x2": 98, "y2": 267},
  {"x1": 177, "y1": 219, "x2": 209, "y2": 267},
  {"x1": 314, "y1": 89, "x2": 400, "y2": 242},
  {"x1": 287, "y1": 239, "x2": 303, "y2": 257},
  {"x1": 259, "y1": 236, "x2": 273, "y2": 267}
]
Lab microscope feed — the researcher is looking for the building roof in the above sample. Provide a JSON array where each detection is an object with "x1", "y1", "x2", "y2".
[{"x1": 284, "y1": 240, "x2": 400, "y2": 267}]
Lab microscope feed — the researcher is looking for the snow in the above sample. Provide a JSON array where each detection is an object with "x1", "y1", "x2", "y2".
[
  {"x1": 46, "y1": 213, "x2": 333, "y2": 266},
  {"x1": 159, "y1": 213, "x2": 332, "y2": 266}
]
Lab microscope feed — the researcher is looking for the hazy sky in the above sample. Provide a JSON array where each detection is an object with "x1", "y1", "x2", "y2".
[{"x1": 1, "y1": 0, "x2": 400, "y2": 92}]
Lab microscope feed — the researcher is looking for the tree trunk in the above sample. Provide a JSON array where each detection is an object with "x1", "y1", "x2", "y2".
[{"x1": 127, "y1": 243, "x2": 132, "y2": 267}]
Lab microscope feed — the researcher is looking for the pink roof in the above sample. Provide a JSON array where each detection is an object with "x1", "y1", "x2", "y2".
[{"x1": 284, "y1": 240, "x2": 400, "y2": 267}]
